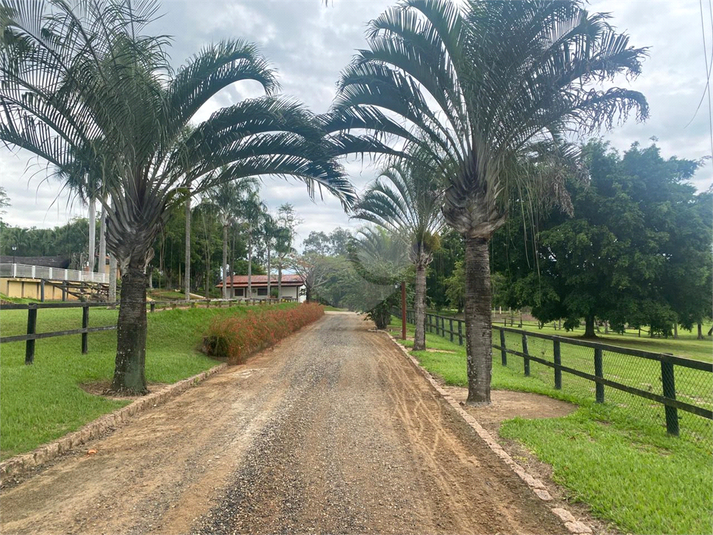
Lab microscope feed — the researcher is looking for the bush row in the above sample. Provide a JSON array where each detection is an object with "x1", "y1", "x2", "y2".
[{"x1": 202, "y1": 303, "x2": 324, "y2": 364}]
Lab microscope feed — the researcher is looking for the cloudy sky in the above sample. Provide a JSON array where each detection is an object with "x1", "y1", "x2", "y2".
[{"x1": 2, "y1": 0, "x2": 712, "y2": 249}]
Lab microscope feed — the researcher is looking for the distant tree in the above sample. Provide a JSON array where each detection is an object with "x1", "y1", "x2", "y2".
[
  {"x1": 0, "y1": 186, "x2": 10, "y2": 221},
  {"x1": 275, "y1": 203, "x2": 300, "y2": 298},
  {"x1": 503, "y1": 141, "x2": 709, "y2": 338},
  {"x1": 303, "y1": 227, "x2": 352, "y2": 256}
]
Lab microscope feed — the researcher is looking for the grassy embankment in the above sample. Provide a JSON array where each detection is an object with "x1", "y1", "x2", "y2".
[
  {"x1": 389, "y1": 318, "x2": 712, "y2": 535},
  {"x1": 0, "y1": 303, "x2": 298, "y2": 459}
]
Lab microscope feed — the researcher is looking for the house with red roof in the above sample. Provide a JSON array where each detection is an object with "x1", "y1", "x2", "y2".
[{"x1": 217, "y1": 274, "x2": 305, "y2": 302}]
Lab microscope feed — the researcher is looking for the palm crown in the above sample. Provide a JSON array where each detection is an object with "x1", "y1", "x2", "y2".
[{"x1": 326, "y1": 0, "x2": 648, "y2": 238}]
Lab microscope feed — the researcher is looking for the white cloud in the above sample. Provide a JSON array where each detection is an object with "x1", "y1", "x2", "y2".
[{"x1": 1, "y1": 0, "x2": 711, "y2": 235}]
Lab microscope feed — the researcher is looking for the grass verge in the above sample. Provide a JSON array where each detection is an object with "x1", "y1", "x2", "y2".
[
  {"x1": 0, "y1": 303, "x2": 297, "y2": 459},
  {"x1": 389, "y1": 318, "x2": 712, "y2": 535}
]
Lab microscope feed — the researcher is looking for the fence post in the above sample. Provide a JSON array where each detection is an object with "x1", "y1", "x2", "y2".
[
  {"x1": 522, "y1": 332, "x2": 530, "y2": 376},
  {"x1": 553, "y1": 339, "x2": 562, "y2": 390},
  {"x1": 594, "y1": 347, "x2": 604, "y2": 403},
  {"x1": 25, "y1": 304, "x2": 37, "y2": 365},
  {"x1": 661, "y1": 358, "x2": 679, "y2": 436},
  {"x1": 81, "y1": 305, "x2": 89, "y2": 354},
  {"x1": 500, "y1": 329, "x2": 507, "y2": 365},
  {"x1": 150, "y1": 302, "x2": 155, "y2": 313},
  {"x1": 449, "y1": 318, "x2": 454, "y2": 342},
  {"x1": 458, "y1": 319, "x2": 463, "y2": 346}
]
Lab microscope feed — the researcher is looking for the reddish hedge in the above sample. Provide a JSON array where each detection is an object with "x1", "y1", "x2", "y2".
[{"x1": 202, "y1": 303, "x2": 324, "y2": 364}]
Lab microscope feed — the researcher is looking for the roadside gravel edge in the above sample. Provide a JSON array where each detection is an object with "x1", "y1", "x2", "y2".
[
  {"x1": 383, "y1": 331, "x2": 594, "y2": 535},
  {"x1": 0, "y1": 363, "x2": 227, "y2": 483}
]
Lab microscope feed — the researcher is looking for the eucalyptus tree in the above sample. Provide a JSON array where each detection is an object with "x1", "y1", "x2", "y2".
[
  {"x1": 206, "y1": 175, "x2": 259, "y2": 299},
  {"x1": 326, "y1": 0, "x2": 648, "y2": 404},
  {"x1": 353, "y1": 155, "x2": 444, "y2": 350},
  {"x1": 0, "y1": 0, "x2": 355, "y2": 394}
]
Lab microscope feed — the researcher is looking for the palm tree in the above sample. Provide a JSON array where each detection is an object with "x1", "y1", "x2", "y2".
[
  {"x1": 348, "y1": 226, "x2": 411, "y2": 329},
  {"x1": 206, "y1": 175, "x2": 259, "y2": 299},
  {"x1": 326, "y1": 0, "x2": 648, "y2": 405},
  {"x1": 241, "y1": 190, "x2": 268, "y2": 300},
  {"x1": 353, "y1": 155, "x2": 444, "y2": 350},
  {"x1": 1, "y1": 0, "x2": 356, "y2": 394},
  {"x1": 275, "y1": 203, "x2": 299, "y2": 299}
]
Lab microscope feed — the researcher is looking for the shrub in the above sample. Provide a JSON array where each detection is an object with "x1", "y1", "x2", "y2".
[{"x1": 202, "y1": 303, "x2": 324, "y2": 364}]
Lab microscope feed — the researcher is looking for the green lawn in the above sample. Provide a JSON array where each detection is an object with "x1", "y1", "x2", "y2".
[
  {"x1": 0, "y1": 303, "x2": 296, "y2": 459},
  {"x1": 389, "y1": 318, "x2": 713, "y2": 535}
]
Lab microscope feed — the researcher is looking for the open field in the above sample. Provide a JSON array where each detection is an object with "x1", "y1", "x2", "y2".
[
  {"x1": 0, "y1": 303, "x2": 297, "y2": 459},
  {"x1": 388, "y1": 319, "x2": 713, "y2": 535}
]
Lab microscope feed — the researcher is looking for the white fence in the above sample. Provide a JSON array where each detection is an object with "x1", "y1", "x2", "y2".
[{"x1": 0, "y1": 263, "x2": 108, "y2": 284}]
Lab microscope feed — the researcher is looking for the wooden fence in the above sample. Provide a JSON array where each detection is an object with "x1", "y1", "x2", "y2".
[
  {"x1": 400, "y1": 309, "x2": 713, "y2": 437},
  {"x1": 0, "y1": 298, "x2": 284, "y2": 364}
]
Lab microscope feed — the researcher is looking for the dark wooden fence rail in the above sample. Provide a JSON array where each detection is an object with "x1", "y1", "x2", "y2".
[
  {"x1": 1, "y1": 297, "x2": 285, "y2": 364},
  {"x1": 398, "y1": 309, "x2": 713, "y2": 436}
]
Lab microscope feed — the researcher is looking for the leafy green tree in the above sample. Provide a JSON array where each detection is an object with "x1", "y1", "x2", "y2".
[
  {"x1": 0, "y1": 0, "x2": 355, "y2": 393},
  {"x1": 503, "y1": 141, "x2": 709, "y2": 338},
  {"x1": 353, "y1": 156, "x2": 444, "y2": 350},
  {"x1": 302, "y1": 227, "x2": 352, "y2": 256},
  {"x1": 326, "y1": 0, "x2": 647, "y2": 403}
]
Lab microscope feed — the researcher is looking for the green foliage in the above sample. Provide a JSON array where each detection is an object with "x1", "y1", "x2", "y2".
[
  {"x1": 499, "y1": 141, "x2": 712, "y2": 336},
  {"x1": 0, "y1": 218, "x2": 90, "y2": 264}
]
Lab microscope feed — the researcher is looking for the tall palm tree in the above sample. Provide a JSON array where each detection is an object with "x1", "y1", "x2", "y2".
[
  {"x1": 1, "y1": 0, "x2": 355, "y2": 394},
  {"x1": 326, "y1": 0, "x2": 648, "y2": 405},
  {"x1": 353, "y1": 155, "x2": 444, "y2": 350},
  {"x1": 241, "y1": 190, "x2": 268, "y2": 300},
  {"x1": 206, "y1": 175, "x2": 258, "y2": 299}
]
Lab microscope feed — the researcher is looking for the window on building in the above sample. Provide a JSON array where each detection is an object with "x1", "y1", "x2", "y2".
[
  {"x1": 257, "y1": 287, "x2": 268, "y2": 296},
  {"x1": 235, "y1": 288, "x2": 244, "y2": 297}
]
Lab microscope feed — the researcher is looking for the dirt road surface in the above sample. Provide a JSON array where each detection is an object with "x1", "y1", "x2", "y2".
[{"x1": 1, "y1": 312, "x2": 566, "y2": 534}]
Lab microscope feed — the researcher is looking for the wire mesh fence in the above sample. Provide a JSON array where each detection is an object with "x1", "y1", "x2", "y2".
[{"x1": 399, "y1": 309, "x2": 713, "y2": 445}]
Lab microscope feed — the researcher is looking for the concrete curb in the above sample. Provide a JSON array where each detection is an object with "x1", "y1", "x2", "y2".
[
  {"x1": 0, "y1": 363, "x2": 227, "y2": 483},
  {"x1": 384, "y1": 332, "x2": 593, "y2": 535}
]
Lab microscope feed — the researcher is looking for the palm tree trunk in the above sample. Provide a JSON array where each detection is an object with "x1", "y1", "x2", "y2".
[
  {"x1": 230, "y1": 229, "x2": 236, "y2": 300},
  {"x1": 267, "y1": 245, "x2": 271, "y2": 298},
  {"x1": 108, "y1": 254, "x2": 117, "y2": 303},
  {"x1": 413, "y1": 261, "x2": 427, "y2": 351},
  {"x1": 98, "y1": 208, "x2": 106, "y2": 276},
  {"x1": 247, "y1": 236, "x2": 252, "y2": 300},
  {"x1": 111, "y1": 265, "x2": 148, "y2": 394},
  {"x1": 464, "y1": 236, "x2": 492, "y2": 406},
  {"x1": 88, "y1": 198, "x2": 96, "y2": 272},
  {"x1": 222, "y1": 224, "x2": 228, "y2": 299},
  {"x1": 185, "y1": 196, "x2": 191, "y2": 300},
  {"x1": 278, "y1": 259, "x2": 282, "y2": 300}
]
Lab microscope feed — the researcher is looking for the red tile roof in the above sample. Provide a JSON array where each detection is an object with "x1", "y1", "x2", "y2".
[{"x1": 217, "y1": 274, "x2": 304, "y2": 288}]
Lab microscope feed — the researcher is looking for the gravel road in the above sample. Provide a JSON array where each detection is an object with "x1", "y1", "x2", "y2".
[{"x1": 1, "y1": 312, "x2": 566, "y2": 534}]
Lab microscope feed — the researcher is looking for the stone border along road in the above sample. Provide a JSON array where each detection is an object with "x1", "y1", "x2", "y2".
[
  {"x1": 384, "y1": 331, "x2": 594, "y2": 535},
  {"x1": 2, "y1": 312, "x2": 576, "y2": 534}
]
